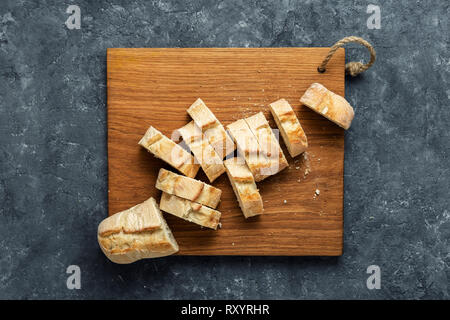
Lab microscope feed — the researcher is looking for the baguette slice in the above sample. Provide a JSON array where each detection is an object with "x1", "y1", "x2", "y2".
[
  {"x1": 160, "y1": 193, "x2": 221, "y2": 230},
  {"x1": 300, "y1": 82, "x2": 354, "y2": 130},
  {"x1": 156, "y1": 168, "x2": 222, "y2": 209},
  {"x1": 245, "y1": 112, "x2": 289, "y2": 175},
  {"x1": 223, "y1": 158, "x2": 264, "y2": 218},
  {"x1": 187, "y1": 98, "x2": 235, "y2": 158},
  {"x1": 177, "y1": 121, "x2": 225, "y2": 182},
  {"x1": 226, "y1": 119, "x2": 272, "y2": 182},
  {"x1": 139, "y1": 126, "x2": 200, "y2": 178},
  {"x1": 97, "y1": 197, "x2": 179, "y2": 264},
  {"x1": 269, "y1": 99, "x2": 308, "y2": 157}
]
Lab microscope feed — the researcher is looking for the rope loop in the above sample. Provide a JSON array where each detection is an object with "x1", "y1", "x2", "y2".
[{"x1": 318, "y1": 36, "x2": 376, "y2": 76}]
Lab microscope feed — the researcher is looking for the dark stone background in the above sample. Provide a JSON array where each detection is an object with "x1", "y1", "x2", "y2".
[{"x1": 0, "y1": 0, "x2": 448, "y2": 299}]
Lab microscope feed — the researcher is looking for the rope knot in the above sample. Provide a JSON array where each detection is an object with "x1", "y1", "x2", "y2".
[{"x1": 345, "y1": 61, "x2": 364, "y2": 77}]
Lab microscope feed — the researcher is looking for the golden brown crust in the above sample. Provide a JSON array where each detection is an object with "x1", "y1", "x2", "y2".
[
  {"x1": 223, "y1": 158, "x2": 264, "y2": 218},
  {"x1": 155, "y1": 168, "x2": 222, "y2": 209},
  {"x1": 300, "y1": 82, "x2": 354, "y2": 130},
  {"x1": 139, "y1": 126, "x2": 200, "y2": 178},
  {"x1": 244, "y1": 112, "x2": 289, "y2": 175},
  {"x1": 269, "y1": 99, "x2": 308, "y2": 158},
  {"x1": 97, "y1": 197, "x2": 179, "y2": 264},
  {"x1": 226, "y1": 119, "x2": 272, "y2": 182},
  {"x1": 177, "y1": 121, "x2": 226, "y2": 182},
  {"x1": 159, "y1": 193, "x2": 221, "y2": 230},
  {"x1": 187, "y1": 98, "x2": 235, "y2": 158}
]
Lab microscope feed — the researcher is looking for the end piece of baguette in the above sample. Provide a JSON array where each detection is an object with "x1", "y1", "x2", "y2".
[
  {"x1": 226, "y1": 119, "x2": 272, "y2": 182},
  {"x1": 269, "y1": 99, "x2": 308, "y2": 158},
  {"x1": 245, "y1": 112, "x2": 289, "y2": 175},
  {"x1": 97, "y1": 197, "x2": 179, "y2": 264},
  {"x1": 223, "y1": 158, "x2": 264, "y2": 218},
  {"x1": 160, "y1": 193, "x2": 221, "y2": 230},
  {"x1": 139, "y1": 126, "x2": 200, "y2": 178},
  {"x1": 156, "y1": 168, "x2": 222, "y2": 209},
  {"x1": 187, "y1": 98, "x2": 235, "y2": 158},
  {"x1": 177, "y1": 121, "x2": 226, "y2": 182},
  {"x1": 300, "y1": 82, "x2": 354, "y2": 130}
]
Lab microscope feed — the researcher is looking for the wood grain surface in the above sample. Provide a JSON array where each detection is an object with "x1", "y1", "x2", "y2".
[{"x1": 107, "y1": 48, "x2": 345, "y2": 255}]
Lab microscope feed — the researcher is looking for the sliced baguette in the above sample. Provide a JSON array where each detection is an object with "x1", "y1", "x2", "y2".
[
  {"x1": 226, "y1": 119, "x2": 272, "y2": 182},
  {"x1": 177, "y1": 121, "x2": 225, "y2": 182},
  {"x1": 155, "y1": 168, "x2": 222, "y2": 209},
  {"x1": 245, "y1": 112, "x2": 289, "y2": 175},
  {"x1": 160, "y1": 192, "x2": 221, "y2": 230},
  {"x1": 300, "y1": 82, "x2": 354, "y2": 130},
  {"x1": 97, "y1": 197, "x2": 179, "y2": 264},
  {"x1": 223, "y1": 157, "x2": 264, "y2": 218},
  {"x1": 187, "y1": 98, "x2": 235, "y2": 158},
  {"x1": 269, "y1": 99, "x2": 308, "y2": 157},
  {"x1": 139, "y1": 126, "x2": 200, "y2": 178}
]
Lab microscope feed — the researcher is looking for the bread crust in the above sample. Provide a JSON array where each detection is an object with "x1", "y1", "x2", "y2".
[
  {"x1": 269, "y1": 99, "x2": 308, "y2": 157},
  {"x1": 97, "y1": 197, "x2": 179, "y2": 264},
  {"x1": 139, "y1": 126, "x2": 200, "y2": 178},
  {"x1": 226, "y1": 119, "x2": 272, "y2": 182},
  {"x1": 223, "y1": 158, "x2": 264, "y2": 218},
  {"x1": 187, "y1": 98, "x2": 235, "y2": 158},
  {"x1": 155, "y1": 168, "x2": 222, "y2": 209},
  {"x1": 245, "y1": 112, "x2": 289, "y2": 175},
  {"x1": 159, "y1": 193, "x2": 221, "y2": 230},
  {"x1": 177, "y1": 121, "x2": 226, "y2": 182},
  {"x1": 300, "y1": 82, "x2": 354, "y2": 130}
]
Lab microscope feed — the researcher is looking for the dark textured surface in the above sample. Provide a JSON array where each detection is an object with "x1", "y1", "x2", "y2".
[{"x1": 0, "y1": 0, "x2": 448, "y2": 299}]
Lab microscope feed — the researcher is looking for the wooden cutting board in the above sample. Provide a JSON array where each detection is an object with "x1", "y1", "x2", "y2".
[{"x1": 107, "y1": 48, "x2": 345, "y2": 256}]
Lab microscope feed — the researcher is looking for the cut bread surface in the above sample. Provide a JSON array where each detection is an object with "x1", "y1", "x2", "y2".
[
  {"x1": 226, "y1": 119, "x2": 272, "y2": 182},
  {"x1": 177, "y1": 121, "x2": 225, "y2": 182},
  {"x1": 300, "y1": 82, "x2": 354, "y2": 130},
  {"x1": 160, "y1": 192, "x2": 221, "y2": 230},
  {"x1": 139, "y1": 126, "x2": 200, "y2": 178},
  {"x1": 155, "y1": 168, "x2": 222, "y2": 209},
  {"x1": 245, "y1": 112, "x2": 289, "y2": 175},
  {"x1": 269, "y1": 99, "x2": 308, "y2": 158},
  {"x1": 187, "y1": 98, "x2": 235, "y2": 158},
  {"x1": 98, "y1": 197, "x2": 179, "y2": 264},
  {"x1": 223, "y1": 157, "x2": 264, "y2": 218}
]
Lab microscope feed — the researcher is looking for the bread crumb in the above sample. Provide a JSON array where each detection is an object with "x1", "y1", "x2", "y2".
[
  {"x1": 315, "y1": 189, "x2": 320, "y2": 195},
  {"x1": 218, "y1": 223, "x2": 222, "y2": 229},
  {"x1": 232, "y1": 242, "x2": 235, "y2": 246},
  {"x1": 283, "y1": 200, "x2": 287, "y2": 204},
  {"x1": 295, "y1": 166, "x2": 300, "y2": 170}
]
